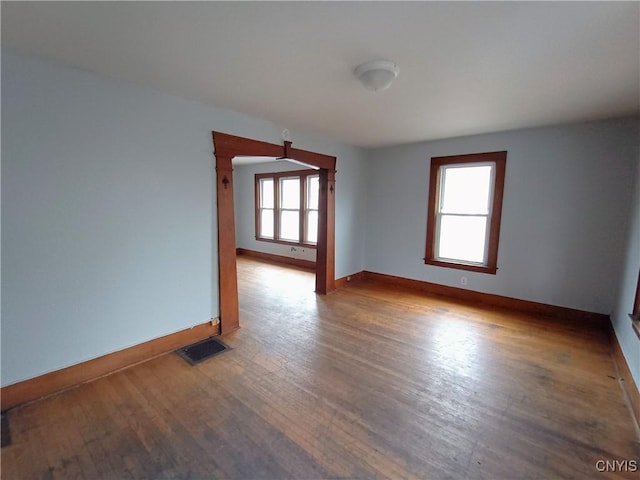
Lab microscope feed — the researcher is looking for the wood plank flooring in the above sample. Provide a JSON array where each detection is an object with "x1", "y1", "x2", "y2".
[{"x1": 2, "y1": 256, "x2": 639, "y2": 479}]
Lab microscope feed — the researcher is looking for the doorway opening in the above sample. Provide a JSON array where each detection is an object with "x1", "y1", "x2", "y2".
[
  {"x1": 233, "y1": 157, "x2": 319, "y2": 272},
  {"x1": 212, "y1": 132, "x2": 336, "y2": 334}
]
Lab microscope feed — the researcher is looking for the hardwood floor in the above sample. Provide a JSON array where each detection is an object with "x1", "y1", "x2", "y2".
[{"x1": 2, "y1": 257, "x2": 639, "y2": 479}]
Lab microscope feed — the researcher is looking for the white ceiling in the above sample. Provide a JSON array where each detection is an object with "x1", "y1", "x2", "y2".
[{"x1": 2, "y1": 2, "x2": 639, "y2": 148}]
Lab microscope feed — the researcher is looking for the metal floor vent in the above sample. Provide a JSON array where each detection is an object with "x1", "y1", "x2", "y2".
[{"x1": 176, "y1": 337, "x2": 230, "y2": 365}]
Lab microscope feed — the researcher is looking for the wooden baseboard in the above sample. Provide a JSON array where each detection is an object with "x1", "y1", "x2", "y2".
[
  {"x1": 609, "y1": 322, "x2": 640, "y2": 429},
  {"x1": 335, "y1": 271, "x2": 365, "y2": 289},
  {"x1": 361, "y1": 271, "x2": 609, "y2": 328},
  {"x1": 1, "y1": 320, "x2": 219, "y2": 411},
  {"x1": 236, "y1": 248, "x2": 316, "y2": 270}
]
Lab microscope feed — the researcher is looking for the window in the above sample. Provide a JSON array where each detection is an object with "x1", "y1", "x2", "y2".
[
  {"x1": 305, "y1": 175, "x2": 319, "y2": 244},
  {"x1": 255, "y1": 169, "x2": 319, "y2": 246},
  {"x1": 279, "y1": 176, "x2": 301, "y2": 241},
  {"x1": 257, "y1": 178, "x2": 275, "y2": 238},
  {"x1": 425, "y1": 151, "x2": 507, "y2": 274}
]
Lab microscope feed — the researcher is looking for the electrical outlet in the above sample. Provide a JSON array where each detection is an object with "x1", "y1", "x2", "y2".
[{"x1": 461, "y1": 276, "x2": 467, "y2": 286}]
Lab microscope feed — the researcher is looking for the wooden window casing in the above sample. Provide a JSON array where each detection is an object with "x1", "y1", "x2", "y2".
[
  {"x1": 425, "y1": 151, "x2": 507, "y2": 274},
  {"x1": 255, "y1": 169, "x2": 319, "y2": 248}
]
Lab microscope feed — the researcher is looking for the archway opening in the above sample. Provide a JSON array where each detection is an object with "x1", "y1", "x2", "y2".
[{"x1": 212, "y1": 132, "x2": 336, "y2": 334}]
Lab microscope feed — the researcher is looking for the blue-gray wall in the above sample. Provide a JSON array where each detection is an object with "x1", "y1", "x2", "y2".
[
  {"x1": 1, "y1": 51, "x2": 367, "y2": 386},
  {"x1": 366, "y1": 119, "x2": 638, "y2": 315},
  {"x1": 2, "y1": 50, "x2": 638, "y2": 389},
  {"x1": 612, "y1": 151, "x2": 640, "y2": 385}
]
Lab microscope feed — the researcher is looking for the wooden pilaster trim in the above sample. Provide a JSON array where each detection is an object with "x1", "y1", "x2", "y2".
[{"x1": 213, "y1": 149, "x2": 240, "y2": 334}]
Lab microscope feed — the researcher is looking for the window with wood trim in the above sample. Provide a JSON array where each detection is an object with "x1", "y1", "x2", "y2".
[
  {"x1": 255, "y1": 169, "x2": 319, "y2": 247},
  {"x1": 425, "y1": 151, "x2": 507, "y2": 274}
]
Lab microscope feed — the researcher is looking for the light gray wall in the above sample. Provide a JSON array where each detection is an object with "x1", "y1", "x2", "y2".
[
  {"x1": 1, "y1": 51, "x2": 367, "y2": 386},
  {"x1": 366, "y1": 118, "x2": 639, "y2": 314},
  {"x1": 234, "y1": 160, "x2": 317, "y2": 262},
  {"x1": 611, "y1": 151, "x2": 640, "y2": 387},
  {"x1": 3, "y1": 49, "x2": 637, "y2": 391}
]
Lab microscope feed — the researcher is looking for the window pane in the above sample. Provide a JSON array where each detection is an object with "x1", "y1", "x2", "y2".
[
  {"x1": 306, "y1": 210, "x2": 318, "y2": 243},
  {"x1": 307, "y1": 176, "x2": 319, "y2": 210},
  {"x1": 280, "y1": 177, "x2": 300, "y2": 209},
  {"x1": 441, "y1": 165, "x2": 492, "y2": 214},
  {"x1": 437, "y1": 215, "x2": 487, "y2": 264},
  {"x1": 279, "y1": 210, "x2": 299, "y2": 241},
  {"x1": 260, "y1": 179, "x2": 274, "y2": 208},
  {"x1": 260, "y1": 209, "x2": 274, "y2": 238}
]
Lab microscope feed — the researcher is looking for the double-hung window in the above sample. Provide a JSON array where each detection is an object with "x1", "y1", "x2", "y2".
[
  {"x1": 255, "y1": 169, "x2": 319, "y2": 246},
  {"x1": 425, "y1": 151, "x2": 507, "y2": 274},
  {"x1": 279, "y1": 176, "x2": 301, "y2": 241},
  {"x1": 305, "y1": 175, "x2": 319, "y2": 244},
  {"x1": 257, "y1": 177, "x2": 275, "y2": 238}
]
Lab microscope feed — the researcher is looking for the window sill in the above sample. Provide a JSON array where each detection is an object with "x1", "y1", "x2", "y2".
[
  {"x1": 424, "y1": 258, "x2": 497, "y2": 275},
  {"x1": 256, "y1": 237, "x2": 317, "y2": 249}
]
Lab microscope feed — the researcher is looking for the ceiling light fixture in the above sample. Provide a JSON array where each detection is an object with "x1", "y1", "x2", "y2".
[{"x1": 354, "y1": 60, "x2": 399, "y2": 92}]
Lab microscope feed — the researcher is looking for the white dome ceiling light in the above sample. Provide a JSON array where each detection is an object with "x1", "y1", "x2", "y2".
[{"x1": 354, "y1": 60, "x2": 399, "y2": 92}]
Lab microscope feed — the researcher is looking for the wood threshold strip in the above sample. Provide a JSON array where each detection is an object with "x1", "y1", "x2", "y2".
[
  {"x1": 236, "y1": 248, "x2": 316, "y2": 270},
  {"x1": 1, "y1": 320, "x2": 219, "y2": 411}
]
